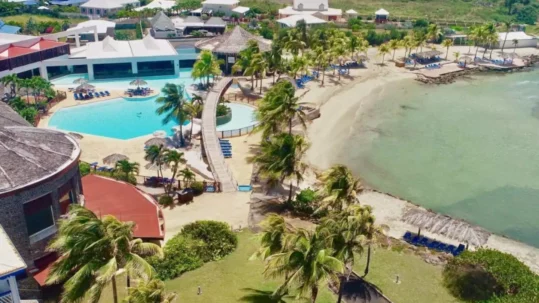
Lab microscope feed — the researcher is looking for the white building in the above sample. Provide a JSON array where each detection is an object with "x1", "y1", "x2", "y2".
[
  {"x1": 278, "y1": 0, "x2": 342, "y2": 21},
  {"x1": 191, "y1": 0, "x2": 250, "y2": 17},
  {"x1": 150, "y1": 11, "x2": 180, "y2": 38},
  {"x1": 68, "y1": 20, "x2": 116, "y2": 42},
  {"x1": 0, "y1": 226, "x2": 27, "y2": 303},
  {"x1": 277, "y1": 14, "x2": 327, "y2": 28},
  {"x1": 496, "y1": 31, "x2": 537, "y2": 49},
  {"x1": 49, "y1": 0, "x2": 87, "y2": 6},
  {"x1": 135, "y1": 0, "x2": 175, "y2": 11},
  {"x1": 80, "y1": 0, "x2": 140, "y2": 17}
]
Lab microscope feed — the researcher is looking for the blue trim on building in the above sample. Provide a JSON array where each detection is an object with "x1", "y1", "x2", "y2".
[{"x1": 0, "y1": 269, "x2": 27, "y2": 281}]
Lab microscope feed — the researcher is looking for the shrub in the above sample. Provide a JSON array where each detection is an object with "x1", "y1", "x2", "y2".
[
  {"x1": 159, "y1": 195, "x2": 174, "y2": 207},
  {"x1": 79, "y1": 162, "x2": 91, "y2": 176},
  {"x1": 216, "y1": 103, "x2": 230, "y2": 117},
  {"x1": 443, "y1": 249, "x2": 539, "y2": 303},
  {"x1": 290, "y1": 188, "x2": 318, "y2": 215},
  {"x1": 181, "y1": 221, "x2": 238, "y2": 262},
  {"x1": 414, "y1": 19, "x2": 429, "y2": 28},
  {"x1": 149, "y1": 235, "x2": 204, "y2": 280},
  {"x1": 190, "y1": 181, "x2": 204, "y2": 195}
]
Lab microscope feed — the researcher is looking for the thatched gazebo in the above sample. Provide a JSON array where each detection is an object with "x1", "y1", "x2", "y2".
[
  {"x1": 194, "y1": 26, "x2": 271, "y2": 74},
  {"x1": 415, "y1": 50, "x2": 443, "y2": 59},
  {"x1": 103, "y1": 153, "x2": 128, "y2": 165},
  {"x1": 402, "y1": 207, "x2": 491, "y2": 247}
]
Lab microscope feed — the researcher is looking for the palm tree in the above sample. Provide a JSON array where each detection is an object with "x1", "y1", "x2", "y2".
[
  {"x1": 512, "y1": 38, "x2": 519, "y2": 53},
  {"x1": 377, "y1": 43, "x2": 390, "y2": 65},
  {"x1": 453, "y1": 51, "x2": 461, "y2": 63},
  {"x1": 388, "y1": 39, "x2": 400, "y2": 61},
  {"x1": 500, "y1": 21, "x2": 512, "y2": 54},
  {"x1": 145, "y1": 145, "x2": 166, "y2": 179},
  {"x1": 232, "y1": 40, "x2": 260, "y2": 89},
  {"x1": 283, "y1": 30, "x2": 306, "y2": 56},
  {"x1": 185, "y1": 102, "x2": 203, "y2": 141},
  {"x1": 163, "y1": 149, "x2": 186, "y2": 194},
  {"x1": 19, "y1": 78, "x2": 33, "y2": 103},
  {"x1": 289, "y1": 55, "x2": 310, "y2": 80},
  {"x1": 191, "y1": 50, "x2": 223, "y2": 87},
  {"x1": 251, "y1": 213, "x2": 291, "y2": 261},
  {"x1": 115, "y1": 160, "x2": 140, "y2": 181},
  {"x1": 251, "y1": 133, "x2": 309, "y2": 202},
  {"x1": 316, "y1": 164, "x2": 361, "y2": 212},
  {"x1": 124, "y1": 278, "x2": 177, "y2": 303},
  {"x1": 1, "y1": 74, "x2": 19, "y2": 99},
  {"x1": 156, "y1": 83, "x2": 189, "y2": 147},
  {"x1": 442, "y1": 38, "x2": 453, "y2": 60},
  {"x1": 244, "y1": 53, "x2": 268, "y2": 94},
  {"x1": 47, "y1": 206, "x2": 163, "y2": 303},
  {"x1": 264, "y1": 229, "x2": 344, "y2": 302},
  {"x1": 266, "y1": 43, "x2": 283, "y2": 84},
  {"x1": 178, "y1": 167, "x2": 196, "y2": 187},
  {"x1": 426, "y1": 23, "x2": 442, "y2": 43}
]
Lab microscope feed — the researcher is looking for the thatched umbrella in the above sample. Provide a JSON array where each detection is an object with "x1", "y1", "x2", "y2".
[
  {"x1": 130, "y1": 78, "x2": 148, "y2": 88},
  {"x1": 103, "y1": 153, "x2": 128, "y2": 165},
  {"x1": 145, "y1": 137, "x2": 168, "y2": 146},
  {"x1": 153, "y1": 130, "x2": 167, "y2": 138},
  {"x1": 402, "y1": 207, "x2": 490, "y2": 247},
  {"x1": 68, "y1": 132, "x2": 83, "y2": 139},
  {"x1": 76, "y1": 83, "x2": 95, "y2": 93},
  {"x1": 73, "y1": 78, "x2": 88, "y2": 85}
]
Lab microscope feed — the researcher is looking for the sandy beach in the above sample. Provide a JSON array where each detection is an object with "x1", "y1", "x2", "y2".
[{"x1": 303, "y1": 46, "x2": 539, "y2": 273}]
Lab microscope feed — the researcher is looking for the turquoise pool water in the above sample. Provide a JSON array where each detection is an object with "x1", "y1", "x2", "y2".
[
  {"x1": 51, "y1": 68, "x2": 195, "y2": 91},
  {"x1": 48, "y1": 97, "x2": 257, "y2": 140}
]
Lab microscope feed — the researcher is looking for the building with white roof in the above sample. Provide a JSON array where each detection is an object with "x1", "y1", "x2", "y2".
[
  {"x1": 68, "y1": 20, "x2": 116, "y2": 41},
  {"x1": 277, "y1": 14, "x2": 327, "y2": 28},
  {"x1": 135, "y1": 0, "x2": 175, "y2": 11},
  {"x1": 496, "y1": 31, "x2": 537, "y2": 49},
  {"x1": 0, "y1": 225, "x2": 27, "y2": 303},
  {"x1": 278, "y1": 0, "x2": 342, "y2": 21},
  {"x1": 80, "y1": 0, "x2": 140, "y2": 17},
  {"x1": 49, "y1": 0, "x2": 88, "y2": 6},
  {"x1": 191, "y1": 0, "x2": 249, "y2": 17},
  {"x1": 345, "y1": 9, "x2": 358, "y2": 18},
  {"x1": 151, "y1": 12, "x2": 226, "y2": 38},
  {"x1": 375, "y1": 8, "x2": 389, "y2": 23}
]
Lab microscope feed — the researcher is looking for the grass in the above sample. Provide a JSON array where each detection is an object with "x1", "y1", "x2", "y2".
[
  {"x1": 2, "y1": 14, "x2": 87, "y2": 25},
  {"x1": 165, "y1": 230, "x2": 337, "y2": 303},
  {"x1": 353, "y1": 247, "x2": 462, "y2": 303}
]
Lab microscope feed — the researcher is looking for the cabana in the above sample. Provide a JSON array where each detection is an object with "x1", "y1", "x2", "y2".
[
  {"x1": 375, "y1": 8, "x2": 389, "y2": 24},
  {"x1": 412, "y1": 50, "x2": 443, "y2": 64},
  {"x1": 194, "y1": 25, "x2": 271, "y2": 73},
  {"x1": 402, "y1": 207, "x2": 490, "y2": 247},
  {"x1": 345, "y1": 9, "x2": 358, "y2": 19}
]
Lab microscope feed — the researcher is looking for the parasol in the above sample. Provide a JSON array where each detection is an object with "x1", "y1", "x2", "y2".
[{"x1": 103, "y1": 153, "x2": 129, "y2": 165}]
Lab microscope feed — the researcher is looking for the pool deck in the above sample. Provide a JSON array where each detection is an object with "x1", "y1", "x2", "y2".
[{"x1": 202, "y1": 77, "x2": 237, "y2": 192}]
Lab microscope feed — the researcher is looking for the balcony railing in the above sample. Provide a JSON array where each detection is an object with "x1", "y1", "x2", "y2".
[{"x1": 0, "y1": 291, "x2": 13, "y2": 303}]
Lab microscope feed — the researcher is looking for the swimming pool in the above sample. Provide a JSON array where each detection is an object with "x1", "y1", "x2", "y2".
[
  {"x1": 51, "y1": 68, "x2": 195, "y2": 91},
  {"x1": 48, "y1": 97, "x2": 258, "y2": 140}
]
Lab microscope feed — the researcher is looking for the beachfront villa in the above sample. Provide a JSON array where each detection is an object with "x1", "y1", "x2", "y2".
[
  {"x1": 191, "y1": 0, "x2": 250, "y2": 17},
  {"x1": 68, "y1": 20, "x2": 116, "y2": 42},
  {"x1": 277, "y1": 14, "x2": 327, "y2": 28},
  {"x1": 375, "y1": 8, "x2": 389, "y2": 24},
  {"x1": 135, "y1": 0, "x2": 176, "y2": 11},
  {"x1": 278, "y1": 0, "x2": 342, "y2": 21},
  {"x1": 80, "y1": 0, "x2": 140, "y2": 17},
  {"x1": 495, "y1": 31, "x2": 537, "y2": 48},
  {"x1": 0, "y1": 101, "x2": 82, "y2": 299}
]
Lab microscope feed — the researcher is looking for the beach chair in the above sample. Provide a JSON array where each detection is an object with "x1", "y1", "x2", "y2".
[
  {"x1": 428, "y1": 241, "x2": 440, "y2": 250},
  {"x1": 418, "y1": 237, "x2": 430, "y2": 247},
  {"x1": 206, "y1": 185, "x2": 216, "y2": 192},
  {"x1": 446, "y1": 244, "x2": 457, "y2": 254},
  {"x1": 453, "y1": 244, "x2": 466, "y2": 256},
  {"x1": 105, "y1": 91, "x2": 110, "y2": 96},
  {"x1": 96, "y1": 166, "x2": 106, "y2": 172},
  {"x1": 403, "y1": 231, "x2": 413, "y2": 242}
]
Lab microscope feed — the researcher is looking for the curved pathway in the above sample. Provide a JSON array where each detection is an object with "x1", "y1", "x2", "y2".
[{"x1": 201, "y1": 77, "x2": 237, "y2": 192}]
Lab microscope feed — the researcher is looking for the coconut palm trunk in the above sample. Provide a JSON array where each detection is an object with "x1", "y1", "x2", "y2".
[
  {"x1": 311, "y1": 286, "x2": 319, "y2": 303},
  {"x1": 112, "y1": 276, "x2": 118, "y2": 303},
  {"x1": 250, "y1": 74, "x2": 254, "y2": 91},
  {"x1": 336, "y1": 277, "x2": 344, "y2": 303},
  {"x1": 363, "y1": 245, "x2": 372, "y2": 277},
  {"x1": 288, "y1": 180, "x2": 294, "y2": 202},
  {"x1": 501, "y1": 32, "x2": 509, "y2": 54}
]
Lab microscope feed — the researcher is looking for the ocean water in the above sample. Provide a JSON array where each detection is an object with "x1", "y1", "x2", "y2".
[{"x1": 333, "y1": 69, "x2": 539, "y2": 247}]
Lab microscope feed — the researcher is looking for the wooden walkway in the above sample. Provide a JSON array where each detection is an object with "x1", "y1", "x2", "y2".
[{"x1": 201, "y1": 77, "x2": 237, "y2": 192}]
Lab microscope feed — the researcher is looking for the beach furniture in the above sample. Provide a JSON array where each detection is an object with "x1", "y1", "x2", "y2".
[
  {"x1": 418, "y1": 237, "x2": 430, "y2": 246},
  {"x1": 238, "y1": 185, "x2": 252, "y2": 192},
  {"x1": 206, "y1": 185, "x2": 216, "y2": 192},
  {"x1": 105, "y1": 91, "x2": 110, "y2": 96},
  {"x1": 403, "y1": 231, "x2": 413, "y2": 242}
]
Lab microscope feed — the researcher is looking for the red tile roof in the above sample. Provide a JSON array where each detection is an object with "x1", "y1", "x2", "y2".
[
  {"x1": 32, "y1": 253, "x2": 58, "y2": 287},
  {"x1": 0, "y1": 38, "x2": 67, "y2": 59},
  {"x1": 37, "y1": 39, "x2": 66, "y2": 50},
  {"x1": 82, "y1": 175, "x2": 164, "y2": 239},
  {"x1": 1, "y1": 46, "x2": 35, "y2": 58}
]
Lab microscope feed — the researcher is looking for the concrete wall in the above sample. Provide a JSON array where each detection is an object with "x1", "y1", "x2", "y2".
[
  {"x1": 0, "y1": 163, "x2": 82, "y2": 299},
  {"x1": 496, "y1": 38, "x2": 537, "y2": 49},
  {"x1": 202, "y1": 3, "x2": 237, "y2": 15}
]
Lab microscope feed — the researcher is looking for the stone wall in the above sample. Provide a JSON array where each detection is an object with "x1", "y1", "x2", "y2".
[{"x1": 0, "y1": 163, "x2": 81, "y2": 299}]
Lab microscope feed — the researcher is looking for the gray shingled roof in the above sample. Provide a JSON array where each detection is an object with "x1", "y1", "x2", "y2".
[
  {"x1": 204, "y1": 17, "x2": 226, "y2": 27},
  {"x1": 150, "y1": 11, "x2": 176, "y2": 31},
  {"x1": 0, "y1": 102, "x2": 80, "y2": 194},
  {"x1": 194, "y1": 25, "x2": 271, "y2": 55}
]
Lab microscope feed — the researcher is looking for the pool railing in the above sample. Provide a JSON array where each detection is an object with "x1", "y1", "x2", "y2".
[{"x1": 217, "y1": 124, "x2": 258, "y2": 139}]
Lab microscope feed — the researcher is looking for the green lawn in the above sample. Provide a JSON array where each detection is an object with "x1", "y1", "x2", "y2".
[
  {"x1": 165, "y1": 231, "x2": 337, "y2": 303},
  {"x1": 2, "y1": 14, "x2": 87, "y2": 26},
  {"x1": 353, "y1": 248, "x2": 462, "y2": 303}
]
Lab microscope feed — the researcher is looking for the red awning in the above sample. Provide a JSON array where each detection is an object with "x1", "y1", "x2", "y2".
[{"x1": 33, "y1": 253, "x2": 58, "y2": 286}]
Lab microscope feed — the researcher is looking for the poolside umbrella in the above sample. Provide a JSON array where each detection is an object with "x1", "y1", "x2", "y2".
[
  {"x1": 153, "y1": 130, "x2": 167, "y2": 138},
  {"x1": 145, "y1": 137, "x2": 168, "y2": 147},
  {"x1": 130, "y1": 78, "x2": 148, "y2": 88},
  {"x1": 76, "y1": 83, "x2": 95, "y2": 93},
  {"x1": 103, "y1": 153, "x2": 129, "y2": 165},
  {"x1": 68, "y1": 132, "x2": 83, "y2": 140},
  {"x1": 73, "y1": 78, "x2": 88, "y2": 85}
]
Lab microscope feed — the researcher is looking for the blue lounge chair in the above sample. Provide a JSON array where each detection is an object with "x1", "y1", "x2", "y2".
[
  {"x1": 206, "y1": 185, "x2": 215, "y2": 192},
  {"x1": 99, "y1": 91, "x2": 106, "y2": 97},
  {"x1": 403, "y1": 231, "x2": 413, "y2": 242},
  {"x1": 453, "y1": 244, "x2": 466, "y2": 256},
  {"x1": 74, "y1": 93, "x2": 80, "y2": 100},
  {"x1": 418, "y1": 237, "x2": 430, "y2": 247},
  {"x1": 220, "y1": 143, "x2": 232, "y2": 148},
  {"x1": 96, "y1": 167, "x2": 106, "y2": 172},
  {"x1": 428, "y1": 241, "x2": 440, "y2": 250},
  {"x1": 411, "y1": 236, "x2": 420, "y2": 246},
  {"x1": 89, "y1": 162, "x2": 98, "y2": 167},
  {"x1": 105, "y1": 91, "x2": 110, "y2": 96},
  {"x1": 219, "y1": 139, "x2": 230, "y2": 142},
  {"x1": 446, "y1": 245, "x2": 457, "y2": 254}
]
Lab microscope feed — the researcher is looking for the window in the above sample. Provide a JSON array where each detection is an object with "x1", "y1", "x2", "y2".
[
  {"x1": 81, "y1": 7, "x2": 86, "y2": 13},
  {"x1": 96, "y1": 9, "x2": 101, "y2": 14},
  {"x1": 103, "y1": 9, "x2": 107, "y2": 14},
  {"x1": 59, "y1": 180, "x2": 76, "y2": 215},
  {"x1": 23, "y1": 194, "x2": 55, "y2": 238},
  {"x1": 89, "y1": 8, "x2": 93, "y2": 14}
]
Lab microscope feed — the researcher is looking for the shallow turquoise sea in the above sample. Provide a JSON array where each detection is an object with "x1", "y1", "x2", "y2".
[{"x1": 335, "y1": 69, "x2": 539, "y2": 247}]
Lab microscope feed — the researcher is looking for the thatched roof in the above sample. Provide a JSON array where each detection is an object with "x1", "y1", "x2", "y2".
[
  {"x1": 402, "y1": 207, "x2": 491, "y2": 246},
  {"x1": 194, "y1": 26, "x2": 271, "y2": 55},
  {"x1": 415, "y1": 50, "x2": 443, "y2": 58},
  {"x1": 0, "y1": 102, "x2": 80, "y2": 194},
  {"x1": 103, "y1": 153, "x2": 128, "y2": 165}
]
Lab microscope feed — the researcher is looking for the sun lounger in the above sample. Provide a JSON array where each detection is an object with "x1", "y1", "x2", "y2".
[
  {"x1": 403, "y1": 231, "x2": 413, "y2": 242},
  {"x1": 206, "y1": 185, "x2": 216, "y2": 192},
  {"x1": 105, "y1": 91, "x2": 110, "y2": 96},
  {"x1": 418, "y1": 237, "x2": 430, "y2": 246},
  {"x1": 220, "y1": 142, "x2": 232, "y2": 147}
]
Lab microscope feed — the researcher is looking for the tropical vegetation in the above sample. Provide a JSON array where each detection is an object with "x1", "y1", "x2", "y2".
[{"x1": 156, "y1": 83, "x2": 189, "y2": 147}]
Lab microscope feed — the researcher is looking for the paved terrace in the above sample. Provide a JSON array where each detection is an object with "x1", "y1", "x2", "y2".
[{"x1": 202, "y1": 77, "x2": 237, "y2": 192}]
